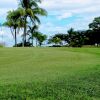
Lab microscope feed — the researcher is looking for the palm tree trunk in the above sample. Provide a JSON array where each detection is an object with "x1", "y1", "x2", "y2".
[
  {"x1": 25, "y1": 16, "x2": 27, "y2": 44},
  {"x1": 32, "y1": 36, "x2": 33, "y2": 46},
  {"x1": 15, "y1": 29, "x2": 17, "y2": 47},
  {"x1": 36, "y1": 39, "x2": 38, "y2": 47},
  {"x1": 22, "y1": 33, "x2": 24, "y2": 47},
  {"x1": 23, "y1": 16, "x2": 27, "y2": 47}
]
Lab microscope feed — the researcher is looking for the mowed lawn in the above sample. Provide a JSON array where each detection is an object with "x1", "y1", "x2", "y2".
[{"x1": 0, "y1": 47, "x2": 100, "y2": 100}]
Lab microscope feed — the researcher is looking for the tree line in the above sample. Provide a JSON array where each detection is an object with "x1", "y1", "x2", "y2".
[
  {"x1": 0, "y1": 0, "x2": 100, "y2": 47},
  {"x1": 49, "y1": 17, "x2": 100, "y2": 47}
]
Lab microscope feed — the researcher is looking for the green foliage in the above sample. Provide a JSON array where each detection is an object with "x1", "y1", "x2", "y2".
[
  {"x1": 3, "y1": 9, "x2": 25, "y2": 46},
  {"x1": 0, "y1": 48, "x2": 100, "y2": 99},
  {"x1": 32, "y1": 32, "x2": 47, "y2": 46},
  {"x1": 13, "y1": 42, "x2": 32, "y2": 47},
  {"x1": 0, "y1": 44, "x2": 4, "y2": 47},
  {"x1": 48, "y1": 37, "x2": 61, "y2": 45},
  {"x1": 89, "y1": 17, "x2": 100, "y2": 30},
  {"x1": 67, "y1": 28, "x2": 85, "y2": 47},
  {"x1": 88, "y1": 17, "x2": 100, "y2": 46},
  {"x1": 37, "y1": 33, "x2": 47, "y2": 46}
]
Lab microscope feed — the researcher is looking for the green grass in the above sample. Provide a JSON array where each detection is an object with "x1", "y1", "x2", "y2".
[{"x1": 0, "y1": 47, "x2": 100, "y2": 100}]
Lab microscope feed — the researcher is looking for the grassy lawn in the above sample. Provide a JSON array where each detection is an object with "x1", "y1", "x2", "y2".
[{"x1": 0, "y1": 47, "x2": 100, "y2": 100}]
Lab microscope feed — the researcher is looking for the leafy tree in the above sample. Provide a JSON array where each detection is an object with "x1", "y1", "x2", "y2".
[
  {"x1": 83, "y1": 30, "x2": 94, "y2": 45},
  {"x1": 67, "y1": 28, "x2": 76, "y2": 46},
  {"x1": 48, "y1": 37, "x2": 61, "y2": 46},
  {"x1": 89, "y1": 17, "x2": 100, "y2": 46},
  {"x1": 37, "y1": 33, "x2": 47, "y2": 46},
  {"x1": 53, "y1": 33, "x2": 68, "y2": 45},
  {"x1": 67, "y1": 28, "x2": 85, "y2": 47},
  {"x1": 89, "y1": 17, "x2": 100, "y2": 30},
  {"x1": 32, "y1": 32, "x2": 47, "y2": 46}
]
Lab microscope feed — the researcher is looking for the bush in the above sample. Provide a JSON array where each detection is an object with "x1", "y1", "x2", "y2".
[
  {"x1": 13, "y1": 42, "x2": 33, "y2": 47},
  {"x1": 0, "y1": 43, "x2": 4, "y2": 47},
  {"x1": 49, "y1": 45, "x2": 62, "y2": 47}
]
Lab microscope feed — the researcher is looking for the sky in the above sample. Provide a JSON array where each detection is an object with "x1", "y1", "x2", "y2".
[{"x1": 0, "y1": 0, "x2": 100, "y2": 46}]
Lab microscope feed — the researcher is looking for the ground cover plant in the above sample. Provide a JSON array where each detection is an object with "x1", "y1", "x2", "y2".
[{"x1": 0, "y1": 47, "x2": 100, "y2": 100}]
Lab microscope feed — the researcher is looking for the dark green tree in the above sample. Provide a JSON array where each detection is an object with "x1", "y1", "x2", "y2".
[
  {"x1": 37, "y1": 33, "x2": 47, "y2": 46},
  {"x1": 67, "y1": 28, "x2": 85, "y2": 47},
  {"x1": 53, "y1": 33, "x2": 68, "y2": 45},
  {"x1": 48, "y1": 37, "x2": 61, "y2": 46},
  {"x1": 32, "y1": 32, "x2": 47, "y2": 46},
  {"x1": 89, "y1": 17, "x2": 100, "y2": 46}
]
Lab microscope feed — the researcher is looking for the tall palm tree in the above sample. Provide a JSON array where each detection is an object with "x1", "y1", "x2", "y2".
[
  {"x1": 19, "y1": 0, "x2": 47, "y2": 46},
  {"x1": 4, "y1": 8, "x2": 25, "y2": 47},
  {"x1": 4, "y1": 11, "x2": 18, "y2": 46}
]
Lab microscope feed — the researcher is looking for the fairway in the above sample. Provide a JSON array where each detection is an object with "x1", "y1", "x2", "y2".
[{"x1": 0, "y1": 48, "x2": 100, "y2": 100}]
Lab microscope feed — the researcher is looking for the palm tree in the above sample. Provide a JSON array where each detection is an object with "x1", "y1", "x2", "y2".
[
  {"x1": 67, "y1": 28, "x2": 76, "y2": 46},
  {"x1": 4, "y1": 11, "x2": 18, "y2": 46},
  {"x1": 67, "y1": 28, "x2": 85, "y2": 47},
  {"x1": 28, "y1": 25, "x2": 38, "y2": 46},
  {"x1": 4, "y1": 8, "x2": 25, "y2": 47},
  {"x1": 19, "y1": 0, "x2": 47, "y2": 46},
  {"x1": 32, "y1": 31, "x2": 39, "y2": 46}
]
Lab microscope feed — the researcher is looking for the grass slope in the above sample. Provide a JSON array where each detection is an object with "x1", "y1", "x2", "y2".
[{"x1": 0, "y1": 47, "x2": 100, "y2": 100}]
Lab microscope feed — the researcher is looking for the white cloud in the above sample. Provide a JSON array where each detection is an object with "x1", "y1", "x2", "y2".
[
  {"x1": 57, "y1": 13, "x2": 72, "y2": 20},
  {"x1": 41, "y1": 0, "x2": 100, "y2": 11},
  {"x1": 39, "y1": 0, "x2": 100, "y2": 33},
  {"x1": 39, "y1": 22, "x2": 67, "y2": 35},
  {"x1": 40, "y1": 0, "x2": 100, "y2": 19}
]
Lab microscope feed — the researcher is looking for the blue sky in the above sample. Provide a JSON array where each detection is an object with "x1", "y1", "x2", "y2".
[{"x1": 0, "y1": 0, "x2": 100, "y2": 46}]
